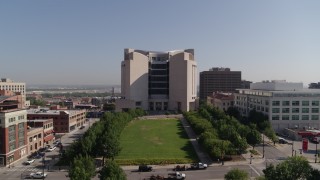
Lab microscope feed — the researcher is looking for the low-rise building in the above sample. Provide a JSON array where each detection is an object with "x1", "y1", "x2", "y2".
[
  {"x1": 207, "y1": 92, "x2": 234, "y2": 111},
  {"x1": 27, "y1": 109, "x2": 86, "y2": 133},
  {"x1": 27, "y1": 127, "x2": 43, "y2": 155},
  {"x1": 27, "y1": 119, "x2": 54, "y2": 146}
]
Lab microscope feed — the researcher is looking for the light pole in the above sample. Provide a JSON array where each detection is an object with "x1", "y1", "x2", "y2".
[
  {"x1": 42, "y1": 155, "x2": 45, "y2": 180},
  {"x1": 262, "y1": 134, "x2": 265, "y2": 158},
  {"x1": 292, "y1": 141, "x2": 294, "y2": 157},
  {"x1": 316, "y1": 142, "x2": 318, "y2": 163}
]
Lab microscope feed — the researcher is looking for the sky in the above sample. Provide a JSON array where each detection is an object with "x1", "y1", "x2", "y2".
[{"x1": 0, "y1": 0, "x2": 319, "y2": 86}]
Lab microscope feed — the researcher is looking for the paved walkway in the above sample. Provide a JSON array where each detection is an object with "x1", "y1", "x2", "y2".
[{"x1": 179, "y1": 117, "x2": 214, "y2": 165}]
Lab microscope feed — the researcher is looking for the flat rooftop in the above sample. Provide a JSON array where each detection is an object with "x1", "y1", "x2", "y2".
[{"x1": 27, "y1": 108, "x2": 84, "y2": 116}]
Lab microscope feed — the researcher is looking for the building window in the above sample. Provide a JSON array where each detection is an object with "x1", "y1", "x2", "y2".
[
  {"x1": 312, "y1": 115, "x2": 319, "y2": 120},
  {"x1": 29, "y1": 137, "x2": 32, "y2": 142},
  {"x1": 312, "y1": 108, "x2": 319, "y2": 113},
  {"x1": 282, "y1": 101, "x2": 290, "y2": 106},
  {"x1": 302, "y1": 115, "x2": 309, "y2": 120},
  {"x1": 292, "y1": 101, "x2": 300, "y2": 106},
  {"x1": 38, "y1": 134, "x2": 41, "y2": 138},
  {"x1": 135, "y1": 101, "x2": 142, "y2": 106},
  {"x1": 282, "y1": 115, "x2": 290, "y2": 120},
  {"x1": 292, "y1": 108, "x2": 299, "y2": 113},
  {"x1": 9, "y1": 142, "x2": 15, "y2": 151},
  {"x1": 312, "y1": 101, "x2": 319, "y2": 106},
  {"x1": 302, "y1": 108, "x2": 309, "y2": 113},
  {"x1": 272, "y1": 108, "x2": 280, "y2": 113},
  {"x1": 272, "y1": 115, "x2": 280, "y2": 120},
  {"x1": 282, "y1": 108, "x2": 290, "y2": 113},
  {"x1": 292, "y1": 115, "x2": 299, "y2": 120},
  {"x1": 272, "y1": 101, "x2": 280, "y2": 106},
  {"x1": 19, "y1": 139, "x2": 25, "y2": 147}
]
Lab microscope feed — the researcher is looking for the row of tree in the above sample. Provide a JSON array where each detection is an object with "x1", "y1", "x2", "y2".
[
  {"x1": 184, "y1": 104, "x2": 278, "y2": 160},
  {"x1": 62, "y1": 108, "x2": 145, "y2": 180},
  {"x1": 224, "y1": 156, "x2": 320, "y2": 180}
]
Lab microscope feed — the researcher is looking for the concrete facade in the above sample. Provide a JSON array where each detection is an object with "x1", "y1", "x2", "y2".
[
  {"x1": 0, "y1": 78, "x2": 26, "y2": 107},
  {"x1": 116, "y1": 49, "x2": 197, "y2": 112},
  {"x1": 234, "y1": 81, "x2": 320, "y2": 132}
]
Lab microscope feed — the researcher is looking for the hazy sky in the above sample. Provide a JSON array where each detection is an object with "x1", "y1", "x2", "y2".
[{"x1": 1, "y1": 1, "x2": 319, "y2": 86}]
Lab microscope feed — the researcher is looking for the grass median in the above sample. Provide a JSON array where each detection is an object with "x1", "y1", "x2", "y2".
[{"x1": 115, "y1": 118, "x2": 198, "y2": 165}]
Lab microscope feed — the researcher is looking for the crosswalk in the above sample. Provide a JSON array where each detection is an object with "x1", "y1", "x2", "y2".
[
  {"x1": 265, "y1": 158, "x2": 286, "y2": 164},
  {"x1": 6, "y1": 166, "x2": 42, "y2": 172}
]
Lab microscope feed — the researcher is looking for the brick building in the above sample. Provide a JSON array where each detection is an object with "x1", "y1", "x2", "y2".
[
  {"x1": 27, "y1": 127, "x2": 43, "y2": 155},
  {"x1": 27, "y1": 109, "x2": 86, "y2": 133},
  {"x1": 0, "y1": 91, "x2": 27, "y2": 167},
  {"x1": 27, "y1": 119, "x2": 54, "y2": 146}
]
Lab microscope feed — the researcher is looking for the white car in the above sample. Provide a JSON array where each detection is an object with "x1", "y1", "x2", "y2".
[
  {"x1": 30, "y1": 172, "x2": 47, "y2": 179},
  {"x1": 46, "y1": 146, "x2": 56, "y2": 152},
  {"x1": 24, "y1": 159, "x2": 35, "y2": 165}
]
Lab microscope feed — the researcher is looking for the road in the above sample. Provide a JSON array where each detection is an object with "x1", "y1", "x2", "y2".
[
  {"x1": 0, "y1": 118, "x2": 99, "y2": 180},
  {"x1": 124, "y1": 165, "x2": 260, "y2": 180}
]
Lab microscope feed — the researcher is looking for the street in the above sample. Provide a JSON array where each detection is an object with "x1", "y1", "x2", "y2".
[{"x1": 0, "y1": 119, "x2": 99, "y2": 180}]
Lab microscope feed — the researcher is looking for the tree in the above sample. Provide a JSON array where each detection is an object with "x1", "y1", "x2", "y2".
[
  {"x1": 264, "y1": 127, "x2": 278, "y2": 145},
  {"x1": 96, "y1": 131, "x2": 121, "y2": 166},
  {"x1": 263, "y1": 156, "x2": 313, "y2": 180},
  {"x1": 69, "y1": 155, "x2": 96, "y2": 180},
  {"x1": 246, "y1": 129, "x2": 261, "y2": 149},
  {"x1": 226, "y1": 107, "x2": 241, "y2": 120},
  {"x1": 99, "y1": 160, "x2": 126, "y2": 180},
  {"x1": 224, "y1": 168, "x2": 249, "y2": 180}
]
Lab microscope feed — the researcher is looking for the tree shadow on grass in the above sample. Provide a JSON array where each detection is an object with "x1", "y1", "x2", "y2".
[{"x1": 176, "y1": 121, "x2": 199, "y2": 161}]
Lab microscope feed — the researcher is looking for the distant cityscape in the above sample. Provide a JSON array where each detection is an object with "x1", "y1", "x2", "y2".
[{"x1": 1, "y1": 48, "x2": 320, "y2": 179}]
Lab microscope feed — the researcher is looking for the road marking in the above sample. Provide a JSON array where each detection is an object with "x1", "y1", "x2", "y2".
[{"x1": 249, "y1": 165, "x2": 260, "y2": 176}]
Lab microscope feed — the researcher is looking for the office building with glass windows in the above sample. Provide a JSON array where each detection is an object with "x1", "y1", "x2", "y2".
[
  {"x1": 116, "y1": 48, "x2": 197, "y2": 112},
  {"x1": 234, "y1": 80, "x2": 320, "y2": 132}
]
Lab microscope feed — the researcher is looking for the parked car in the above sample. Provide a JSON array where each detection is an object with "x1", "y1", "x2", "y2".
[
  {"x1": 138, "y1": 165, "x2": 153, "y2": 172},
  {"x1": 46, "y1": 146, "x2": 56, "y2": 152},
  {"x1": 190, "y1": 162, "x2": 208, "y2": 170},
  {"x1": 29, "y1": 172, "x2": 47, "y2": 179},
  {"x1": 24, "y1": 159, "x2": 35, "y2": 165},
  {"x1": 278, "y1": 138, "x2": 288, "y2": 144}
]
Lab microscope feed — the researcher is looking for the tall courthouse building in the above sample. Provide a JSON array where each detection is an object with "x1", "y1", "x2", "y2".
[{"x1": 116, "y1": 49, "x2": 197, "y2": 112}]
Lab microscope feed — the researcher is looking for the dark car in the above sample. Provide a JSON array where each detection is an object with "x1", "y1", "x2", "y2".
[
  {"x1": 279, "y1": 138, "x2": 288, "y2": 144},
  {"x1": 138, "y1": 165, "x2": 152, "y2": 172}
]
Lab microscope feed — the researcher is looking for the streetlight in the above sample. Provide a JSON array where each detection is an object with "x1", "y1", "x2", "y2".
[
  {"x1": 262, "y1": 134, "x2": 265, "y2": 158},
  {"x1": 42, "y1": 155, "x2": 45, "y2": 180},
  {"x1": 292, "y1": 141, "x2": 294, "y2": 157},
  {"x1": 316, "y1": 142, "x2": 318, "y2": 163}
]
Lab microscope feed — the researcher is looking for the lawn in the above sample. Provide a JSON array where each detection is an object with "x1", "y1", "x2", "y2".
[{"x1": 115, "y1": 118, "x2": 198, "y2": 165}]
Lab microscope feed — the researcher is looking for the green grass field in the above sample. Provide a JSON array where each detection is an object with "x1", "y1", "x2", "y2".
[{"x1": 115, "y1": 118, "x2": 198, "y2": 165}]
